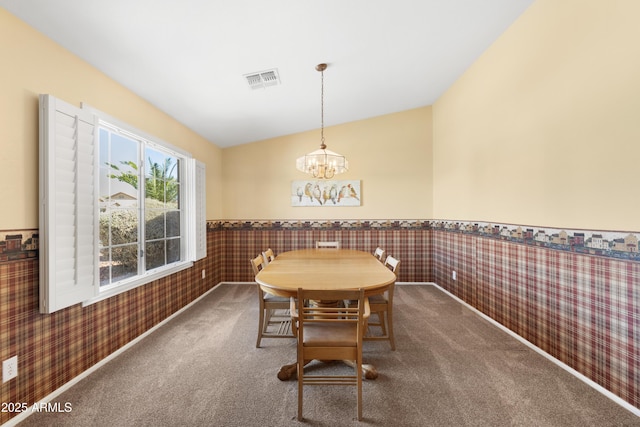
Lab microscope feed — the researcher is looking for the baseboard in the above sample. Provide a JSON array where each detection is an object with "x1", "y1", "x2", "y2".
[
  {"x1": 222, "y1": 281, "x2": 433, "y2": 286},
  {"x1": 8, "y1": 281, "x2": 636, "y2": 425},
  {"x1": 430, "y1": 282, "x2": 640, "y2": 417},
  {"x1": 4, "y1": 283, "x2": 226, "y2": 427}
]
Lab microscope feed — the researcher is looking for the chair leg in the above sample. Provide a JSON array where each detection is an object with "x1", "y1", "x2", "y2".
[
  {"x1": 256, "y1": 302, "x2": 265, "y2": 348},
  {"x1": 357, "y1": 355, "x2": 363, "y2": 421},
  {"x1": 264, "y1": 308, "x2": 274, "y2": 329},
  {"x1": 297, "y1": 359, "x2": 304, "y2": 420},
  {"x1": 386, "y1": 307, "x2": 395, "y2": 351},
  {"x1": 378, "y1": 311, "x2": 387, "y2": 336}
]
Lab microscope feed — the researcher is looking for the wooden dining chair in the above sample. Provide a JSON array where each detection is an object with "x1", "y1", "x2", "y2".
[
  {"x1": 365, "y1": 255, "x2": 400, "y2": 350},
  {"x1": 290, "y1": 288, "x2": 370, "y2": 421},
  {"x1": 316, "y1": 241, "x2": 340, "y2": 249},
  {"x1": 251, "y1": 254, "x2": 293, "y2": 347},
  {"x1": 373, "y1": 247, "x2": 386, "y2": 263},
  {"x1": 262, "y1": 248, "x2": 275, "y2": 264}
]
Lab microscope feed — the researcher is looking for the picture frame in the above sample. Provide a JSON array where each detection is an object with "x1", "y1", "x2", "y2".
[{"x1": 291, "y1": 180, "x2": 361, "y2": 207}]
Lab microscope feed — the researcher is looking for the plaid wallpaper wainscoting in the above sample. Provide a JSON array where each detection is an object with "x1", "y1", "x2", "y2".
[
  {"x1": 431, "y1": 228, "x2": 640, "y2": 411},
  {"x1": 219, "y1": 219, "x2": 640, "y2": 409},
  {"x1": 0, "y1": 229, "x2": 223, "y2": 425},
  {"x1": 217, "y1": 220, "x2": 431, "y2": 283},
  {"x1": 1, "y1": 220, "x2": 639, "y2": 425}
]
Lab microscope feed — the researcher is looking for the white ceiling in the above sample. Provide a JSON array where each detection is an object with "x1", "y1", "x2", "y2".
[{"x1": 2, "y1": 0, "x2": 534, "y2": 148}]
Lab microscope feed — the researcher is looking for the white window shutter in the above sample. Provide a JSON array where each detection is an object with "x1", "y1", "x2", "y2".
[
  {"x1": 39, "y1": 95, "x2": 98, "y2": 313},
  {"x1": 195, "y1": 160, "x2": 207, "y2": 260}
]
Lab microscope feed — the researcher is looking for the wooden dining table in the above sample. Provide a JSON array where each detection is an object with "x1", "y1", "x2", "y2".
[{"x1": 255, "y1": 248, "x2": 397, "y2": 380}]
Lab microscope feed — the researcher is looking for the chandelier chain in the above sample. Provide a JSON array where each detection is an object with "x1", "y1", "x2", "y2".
[{"x1": 320, "y1": 67, "x2": 325, "y2": 148}]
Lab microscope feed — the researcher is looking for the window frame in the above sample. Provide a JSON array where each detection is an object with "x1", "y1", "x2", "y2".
[
  {"x1": 95, "y1": 116, "x2": 191, "y2": 293},
  {"x1": 39, "y1": 95, "x2": 206, "y2": 313}
]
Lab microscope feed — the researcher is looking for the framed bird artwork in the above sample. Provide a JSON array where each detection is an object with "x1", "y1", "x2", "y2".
[{"x1": 291, "y1": 180, "x2": 361, "y2": 207}]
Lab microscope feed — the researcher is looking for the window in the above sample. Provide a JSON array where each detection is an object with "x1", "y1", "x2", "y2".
[
  {"x1": 39, "y1": 95, "x2": 206, "y2": 313},
  {"x1": 99, "y1": 127, "x2": 185, "y2": 288}
]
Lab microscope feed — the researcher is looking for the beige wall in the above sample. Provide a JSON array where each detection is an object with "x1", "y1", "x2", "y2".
[
  {"x1": 433, "y1": 0, "x2": 640, "y2": 231},
  {"x1": 0, "y1": 9, "x2": 223, "y2": 229},
  {"x1": 6, "y1": 0, "x2": 638, "y2": 232},
  {"x1": 221, "y1": 106, "x2": 433, "y2": 220}
]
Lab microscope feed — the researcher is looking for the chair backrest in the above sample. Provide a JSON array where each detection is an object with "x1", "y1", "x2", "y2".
[
  {"x1": 384, "y1": 255, "x2": 400, "y2": 277},
  {"x1": 316, "y1": 241, "x2": 340, "y2": 249},
  {"x1": 263, "y1": 248, "x2": 275, "y2": 264},
  {"x1": 250, "y1": 254, "x2": 266, "y2": 276},
  {"x1": 373, "y1": 247, "x2": 386, "y2": 262},
  {"x1": 295, "y1": 288, "x2": 366, "y2": 337}
]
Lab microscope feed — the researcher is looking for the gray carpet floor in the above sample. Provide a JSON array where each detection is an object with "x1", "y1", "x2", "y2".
[{"x1": 18, "y1": 284, "x2": 639, "y2": 426}]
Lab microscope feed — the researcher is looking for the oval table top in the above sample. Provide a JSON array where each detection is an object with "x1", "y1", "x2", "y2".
[{"x1": 255, "y1": 248, "x2": 397, "y2": 298}]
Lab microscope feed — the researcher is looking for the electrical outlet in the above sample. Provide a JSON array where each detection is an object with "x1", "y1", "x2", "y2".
[
  {"x1": 452, "y1": 270, "x2": 457, "y2": 281},
  {"x1": 3, "y1": 355, "x2": 17, "y2": 383},
  {"x1": 201, "y1": 269, "x2": 206, "y2": 279}
]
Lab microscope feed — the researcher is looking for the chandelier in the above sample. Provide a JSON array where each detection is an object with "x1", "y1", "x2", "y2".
[{"x1": 296, "y1": 63, "x2": 349, "y2": 179}]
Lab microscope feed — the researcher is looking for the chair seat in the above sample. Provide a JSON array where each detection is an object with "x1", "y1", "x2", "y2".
[
  {"x1": 264, "y1": 294, "x2": 289, "y2": 303},
  {"x1": 303, "y1": 322, "x2": 357, "y2": 347},
  {"x1": 368, "y1": 294, "x2": 388, "y2": 304}
]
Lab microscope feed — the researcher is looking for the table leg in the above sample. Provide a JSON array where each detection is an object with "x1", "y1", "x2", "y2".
[
  {"x1": 342, "y1": 360, "x2": 378, "y2": 380},
  {"x1": 278, "y1": 359, "x2": 378, "y2": 380},
  {"x1": 277, "y1": 359, "x2": 315, "y2": 381},
  {"x1": 277, "y1": 362, "x2": 298, "y2": 381}
]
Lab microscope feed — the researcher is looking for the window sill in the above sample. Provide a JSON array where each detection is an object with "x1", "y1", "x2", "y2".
[{"x1": 82, "y1": 261, "x2": 194, "y2": 307}]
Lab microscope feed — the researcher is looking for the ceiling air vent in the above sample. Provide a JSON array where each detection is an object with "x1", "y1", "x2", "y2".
[{"x1": 244, "y1": 68, "x2": 280, "y2": 90}]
